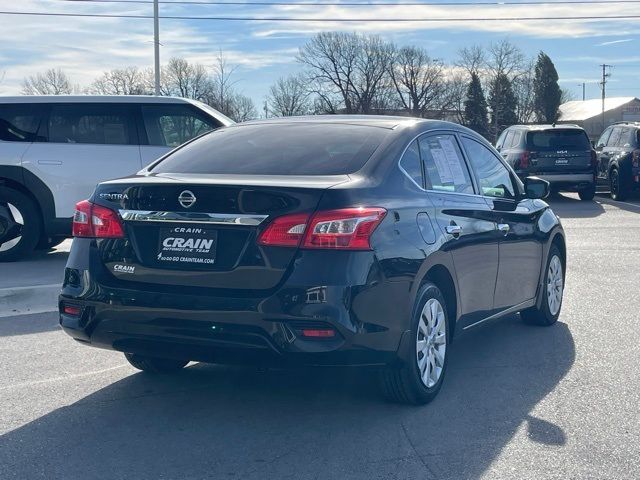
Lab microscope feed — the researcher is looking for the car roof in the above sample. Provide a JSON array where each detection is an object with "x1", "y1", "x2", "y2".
[
  {"x1": 508, "y1": 124, "x2": 585, "y2": 131},
  {"x1": 237, "y1": 115, "x2": 461, "y2": 131},
  {"x1": 0, "y1": 95, "x2": 201, "y2": 106}
]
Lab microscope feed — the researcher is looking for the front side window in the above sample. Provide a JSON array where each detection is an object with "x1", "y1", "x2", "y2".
[
  {"x1": 462, "y1": 137, "x2": 516, "y2": 199},
  {"x1": 597, "y1": 128, "x2": 612, "y2": 148},
  {"x1": 399, "y1": 140, "x2": 423, "y2": 187},
  {"x1": 0, "y1": 104, "x2": 42, "y2": 142},
  {"x1": 618, "y1": 128, "x2": 634, "y2": 148},
  {"x1": 46, "y1": 104, "x2": 133, "y2": 145},
  {"x1": 142, "y1": 105, "x2": 220, "y2": 147},
  {"x1": 418, "y1": 134, "x2": 474, "y2": 194},
  {"x1": 510, "y1": 131, "x2": 523, "y2": 148},
  {"x1": 606, "y1": 127, "x2": 622, "y2": 147}
]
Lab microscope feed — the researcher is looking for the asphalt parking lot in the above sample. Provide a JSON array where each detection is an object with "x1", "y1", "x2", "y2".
[{"x1": 1, "y1": 193, "x2": 639, "y2": 480}]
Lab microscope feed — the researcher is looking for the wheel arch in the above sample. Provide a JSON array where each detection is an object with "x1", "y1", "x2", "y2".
[
  {"x1": 0, "y1": 166, "x2": 56, "y2": 240},
  {"x1": 418, "y1": 263, "x2": 458, "y2": 341}
]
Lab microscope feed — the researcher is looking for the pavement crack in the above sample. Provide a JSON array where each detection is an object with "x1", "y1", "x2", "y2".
[{"x1": 401, "y1": 421, "x2": 439, "y2": 480}]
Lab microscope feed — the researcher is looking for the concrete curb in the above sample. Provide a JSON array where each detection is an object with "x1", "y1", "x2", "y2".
[{"x1": 0, "y1": 284, "x2": 60, "y2": 318}]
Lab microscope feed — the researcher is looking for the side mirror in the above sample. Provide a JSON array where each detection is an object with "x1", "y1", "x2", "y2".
[
  {"x1": 524, "y1": 176, "x2": 550, "y2": 199},
  {"x1": 495, "y1": 145, "x2": 502, "y2": 152}
]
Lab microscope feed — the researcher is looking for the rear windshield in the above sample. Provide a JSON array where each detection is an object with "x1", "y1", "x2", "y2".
[
  {"x1": 526, "y1": 129, "x2": 590, "y2": 150},
  {"x1": 151, "y1": 123, "x2": 388, "y2": 175}
]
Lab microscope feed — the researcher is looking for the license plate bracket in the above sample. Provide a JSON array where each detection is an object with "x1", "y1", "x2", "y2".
[{"x1": 157, "y1": 227, "x2": 218, "y2": 266}]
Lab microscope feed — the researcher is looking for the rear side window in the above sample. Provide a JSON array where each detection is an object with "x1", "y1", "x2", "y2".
[
  {"x1": 527, "y1": 129, "x2": 590, "y2": 150},
  {"x1": 418, "y1": 134, "x2": 474, "y2": 194},
  {"x1": 399, "y1": 140, "x2": 423, "y2": 187},
  {"x1": 151, "y1": 124, "x2": 388, "y2": 175},
  {"x1": 45, "y1": 104, "x2": 134, "y2": 145},
  {"x1": 141, "y1": 105, "x2": 220, "y2": 147},
  {"x1": 502, "y1": 131, "x2": 515, "y2": 149},
  {"x1": 0, "y1": 104, "x2": 43, "y2": 142}
]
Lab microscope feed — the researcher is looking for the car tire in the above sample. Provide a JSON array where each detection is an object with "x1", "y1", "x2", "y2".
[
  {"x1": 521, "y1": 245, "x2": 564, "y2": 326},
  {"x1": 380, "y1": 282, "x2": 449, "y2": 405},
  {"x1": 124, "y1": 353, "x2": 189, "y2": 373},
  {"x1": 0, "y1": 187, "x2": 41, "y2": 262},
  {"x1": 578, "y1": 183, "x2": 596, "y2": 201},
  {"x1": 610, "y1": 168, "x2": 629, "y2": 201}
]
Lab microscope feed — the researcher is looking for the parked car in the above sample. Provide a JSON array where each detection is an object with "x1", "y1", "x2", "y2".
[
  {"x1": 0, "y1": 95, "x2": 233, "y2": 261},
  {"x1": 595, "y1": 121, "x2": 640, "y2": 201},
  {"x1": 59, "y1": 116, "x2": 566, "y2": 405},
  {"x1": 495, "y1": 124, "x2": 597, "y2": 201}
]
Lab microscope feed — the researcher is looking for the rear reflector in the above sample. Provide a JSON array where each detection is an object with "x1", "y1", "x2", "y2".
[
  {"x1": 62, "y1": 304, "x2": 81, "y2": 316},
  {"x1": 258, "y1": 207, "x2": 386, "y2": 250},
  {"x1": 73, "y1": 200, "x2": 124, "y2": 238},
  {"x1": 301, "y1": 329, "x2": 336, "y2": 338}
]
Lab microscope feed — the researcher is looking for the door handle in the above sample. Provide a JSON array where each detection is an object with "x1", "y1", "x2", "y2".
[
  {"x1": 445, "y1": 224, "x2": 463, "y2": 237},
  {"x1": 497, "y1": 223, "x2": 510, "y2": 235}
]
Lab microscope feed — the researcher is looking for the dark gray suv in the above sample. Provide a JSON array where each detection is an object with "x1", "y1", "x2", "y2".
[
  {"x1": 595, "y1": 122, "x2": 640, "y2": 201},
  {"x1": 495, "y1": 124, "x2": 597, "y2": 201}
]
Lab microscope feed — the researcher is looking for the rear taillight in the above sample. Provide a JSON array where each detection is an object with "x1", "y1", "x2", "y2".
[
  {"x1": 256, "y1": 213, "x2": 310, "y2": 247},
  {"x1": 519, "y1": 151, "x2": 530, "y2": 170},
  {"x1": 591, "y1": 150, "x2": 599, "y2": 169},
  {"x1": 257, "y1": 207, "x2": 387, "y2": 250},
  {"x1": 632, "y1": 150, "x2": 640, "y2": 168},
  {"x1": 72, "y1": 200, "x2": 124, "y2": 238}
]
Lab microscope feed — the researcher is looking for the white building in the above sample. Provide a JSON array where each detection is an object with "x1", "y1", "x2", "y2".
[{"x1": 558, "y1": 97, "x2": 640, "y2": 140}]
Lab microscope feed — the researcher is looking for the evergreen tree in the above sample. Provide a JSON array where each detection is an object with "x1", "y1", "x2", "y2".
[
  {"x1": 489, "y1": 73, "x2": 518, "y2": 140},
  {"x1": 533, "y1": 51, "x2": 562, "y2": 123},
  {"x1": 464, "y1": 72, "x2": 489, "y2": 139}
]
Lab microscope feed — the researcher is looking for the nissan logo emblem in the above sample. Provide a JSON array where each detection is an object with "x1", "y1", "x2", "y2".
[{"x1": 178, "y1": 190, "x2": 196, "y2": 209}]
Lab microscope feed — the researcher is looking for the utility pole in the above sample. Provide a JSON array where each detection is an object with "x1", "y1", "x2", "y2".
[
  {"x1": 581, "y1": 82, "x2": 586, "y2": 101},
  {"x1": 153, "y1": 0, "x2": 160, "y2": 96},
  {"x1": 600, "y1": 64, "x2": 612, "y2": 131}
]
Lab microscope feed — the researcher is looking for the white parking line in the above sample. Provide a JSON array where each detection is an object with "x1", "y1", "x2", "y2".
[{"x1": 0, "y1": 365, "x2": 129, "y2": 391}]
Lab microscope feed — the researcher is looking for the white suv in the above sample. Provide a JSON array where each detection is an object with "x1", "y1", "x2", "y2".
[{"x1": 0, "y1": 95, "x2": 233, "y2": 261}]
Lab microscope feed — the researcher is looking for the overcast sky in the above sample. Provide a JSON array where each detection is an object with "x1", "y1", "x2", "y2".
[{"x1": 0, "y1": 0, "x2": 638, "y2": 107}]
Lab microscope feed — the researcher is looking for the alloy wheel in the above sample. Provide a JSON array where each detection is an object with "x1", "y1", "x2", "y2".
[
  {"x1": 416, "y1": 298, "x2": 447, "y2": 388},
  {"x1": 0, "y1": 202, "x2": 24, "y2": 253},
  {"x1": 547, "y1": 255, "x2": 563, "y2": 316}
]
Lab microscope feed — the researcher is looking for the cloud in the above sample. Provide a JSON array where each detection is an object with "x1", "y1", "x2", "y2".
[{"x1": 596, "y1": 38, "x2": 634, "y2": 47}]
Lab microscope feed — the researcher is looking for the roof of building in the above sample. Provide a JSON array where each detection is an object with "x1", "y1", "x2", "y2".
[{"x1": 559, "y1": 97, "x2": 640, "y2": 121}]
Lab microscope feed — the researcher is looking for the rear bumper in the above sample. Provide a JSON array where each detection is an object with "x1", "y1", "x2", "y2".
[
  {"x1": 517, "y1": 172, "x2": 594, "y2": 189},
  {"x1": 59, "y1": 250, "x2": 411, "y2": 367}
]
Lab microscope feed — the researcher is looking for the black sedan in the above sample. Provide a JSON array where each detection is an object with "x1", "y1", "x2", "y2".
[{"x1": 59, "y1": 116, "x2": 566, "y2": 404}]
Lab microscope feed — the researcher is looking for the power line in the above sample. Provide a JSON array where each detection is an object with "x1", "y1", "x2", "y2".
[
  {"x1": 46, "y1": 0, "x2": 640, "y2": 5},
  {"x1": 2, "y1": 10, "x2": 640, "y2": 21}
]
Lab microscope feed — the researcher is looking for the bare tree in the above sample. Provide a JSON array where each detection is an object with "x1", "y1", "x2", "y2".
[
  {"x1": 485, "y1": 39, "x2": 525, "y2": 81},
  {"x1": 440, "y1": 71, "x2": 468, "y2": 124},
  {"x1": 267, "y1": 74, "x2": 311, "y2": 117},
  {"x1": 205, "y1": 51, "x2": 240, "y2": 116},
  {"x1": 163, "y1": 57, "x2": 212, "y2": 101},
  {"x1": 513, "y1": 60, "x2": 536, "y2": 124},
  {"x1": 21, "y1": 68, "x2": 74, "y2": 95},
  {"x1": 88, "y1": 67, "x2": 149, "y2": 95},
  {"x1": 456, "y1": 45, "x2": 486, "y2": 77},
  {"x1": 297, "y1": 32, "x2": 394, "y2": 114},
  {"x1": 226, "y1": 93, "x2": 257, "y2": 122},
  {"x1": 390, "y1": 45, "x2": 445, "y2": 117}
]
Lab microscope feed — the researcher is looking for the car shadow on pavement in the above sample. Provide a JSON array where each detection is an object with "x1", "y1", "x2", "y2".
[
  {"x1": 545, "y1": 193, "x2": 606, "y2": 218},
  {"x1": 0, "y1": 315, "x2": 575, "y2": 480},
  {"x1": 0, "y1": 312, "x2": 61, "y2": 337}
]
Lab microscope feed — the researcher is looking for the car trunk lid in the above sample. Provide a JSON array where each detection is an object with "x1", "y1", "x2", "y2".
[{"x1": 92, "y1": 173, "x2": 348, "y2": 292}]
